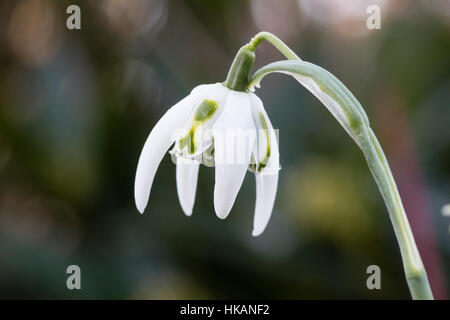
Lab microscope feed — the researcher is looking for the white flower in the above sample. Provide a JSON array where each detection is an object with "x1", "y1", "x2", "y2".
[{"x1": 134, "y1": 83, "x2": 279, "y2": 236}]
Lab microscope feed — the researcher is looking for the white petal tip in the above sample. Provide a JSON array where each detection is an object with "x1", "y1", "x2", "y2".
[
  {"x1": 178, "y1": 191, "x2": 195, "y2": 217},
  {"x1": 216, "y1": 212, "x2": 229, "y2": 220},
  {"x1": 135, "y1": 197, "x2": 147, "y2": 214},
  {"x1": 252, "y1": 228, "x2": 264, "y2": 237},
  {"x1": 213, "y1": 195, "x2": 233, "y2": 219},
  {"x1": 137, "y1": 206, "x2": 145, "y2": 214},
  {"x1": 178, "y1": 194, "x2": 195, "y2": 217},
  {"x1": 214, "y1": 206, "x2": 230, "y2": 220}
]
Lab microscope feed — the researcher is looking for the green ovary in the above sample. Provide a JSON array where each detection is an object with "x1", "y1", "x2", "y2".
[{"x1": 179, "y1": 99, "x2": 218, "y2": 154}]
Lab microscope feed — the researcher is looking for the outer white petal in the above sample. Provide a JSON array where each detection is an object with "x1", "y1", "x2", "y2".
[
  {"x1": 134, "y1": 87, "x2": 207, "y2": 213},
  {"x1": 212, "y1": 91, "x2": 256, "y2": 219},
  {"x1": 253, "y1": 172, "x2": 278, "y2": 236},
  {"x1": 176, "y1": 157, "x2": 200, "y2": 216},
  {"x1": 249, "y1": 93, "x2": 280, "y2": 236}
]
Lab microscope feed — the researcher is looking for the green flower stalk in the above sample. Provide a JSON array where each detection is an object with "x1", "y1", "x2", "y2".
[{"x1": 134, "y1": 31, "x2": 433, "y2": 299}]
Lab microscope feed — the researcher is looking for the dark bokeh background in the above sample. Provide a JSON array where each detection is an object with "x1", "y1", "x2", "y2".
[{"x1": 0, "y1": 0, "x2": 449, "y2": 299}]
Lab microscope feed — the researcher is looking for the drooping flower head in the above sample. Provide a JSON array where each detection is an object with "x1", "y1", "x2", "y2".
[{"x1": 135, "y1": 50, "x2": 279, "y2": 236}]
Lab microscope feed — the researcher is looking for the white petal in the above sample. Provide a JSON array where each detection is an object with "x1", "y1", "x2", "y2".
[
  {"x1": 134, "y1": 89, "x2": 205, "y2": 213},
  {"x1": 252, "y1": 124, "x2": 279, "y2": 236},
  {"x1": 213, "y1": 92, "x2": 256, "y2": 219},
  {"x1": 176, "y1": 157, "x2": 200, "y2": 216},
  {"x1": 248, "y1": 93, "x2": 279, "y2": 236},
  {"x1": 214, "y1": 162, "x2": 248, "y2": 219},
  {"x1": 173, "y1": 83, "x2": 230, "y2": 157},
  {"x1": 252, "y1": 172, "x2": 278, "y2": 236},
  {"x1": 248, "y1": 93, "x2": 280, "y2": 175}
]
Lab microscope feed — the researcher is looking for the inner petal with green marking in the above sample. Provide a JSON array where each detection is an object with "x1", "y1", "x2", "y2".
[
  {"x1": 179, "y1": 99, "x2": 218, "y2": 154},
  {"x1": 257, "y1": 112, "x2": 271, "y2": 172}
]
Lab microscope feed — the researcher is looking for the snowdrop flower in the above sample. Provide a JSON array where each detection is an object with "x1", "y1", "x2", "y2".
[
  {"x1": 134, "y1": 47, "x2": 279, "y2": 236},
  {"x1": 134, "y1": 31, "x2": 432, "y2": 299}
]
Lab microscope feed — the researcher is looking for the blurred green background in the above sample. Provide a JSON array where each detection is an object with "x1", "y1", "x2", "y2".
[{"x1": 0, "y1": 0, "x2": 449, "y2": 299}]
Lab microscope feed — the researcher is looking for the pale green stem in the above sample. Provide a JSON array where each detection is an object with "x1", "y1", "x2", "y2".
[
  {"x1": 247, "y1": 57, "x2": 433, "y2": 300},
  {"x1": 224, "y1": 31, "x2": 299, "y2": 91},
  {"x1": 248, "y1": 31, "x2": 301, "y2": 60},
  {"x1": 360, "y1": 127, "x2": 433, "y2": 299}
]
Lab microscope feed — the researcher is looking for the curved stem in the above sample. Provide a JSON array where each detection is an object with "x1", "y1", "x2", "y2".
[
  {"x1": 248, "y1": 31, "x2": 301, "y2": 61},
  {"x1": 360, "y1": 127, "x2": 433, "y2": 299},
  {"x1": 248, "y1": 60, "x2": 433, "y2": 300}
]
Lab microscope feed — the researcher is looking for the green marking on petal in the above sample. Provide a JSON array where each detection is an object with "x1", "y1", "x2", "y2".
[
  {"x1": 257, "y1": 112, "x2": 271, "y2": 172},
  {"x1": 179, "y1": 127, "x2": 196, "y2": 154},
  {"x1": 179, "y1": 99, "x2": 218, "y2": 155},
  {"x1": 194, "y1": 99, "x2": 218, "y2": 122}
]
